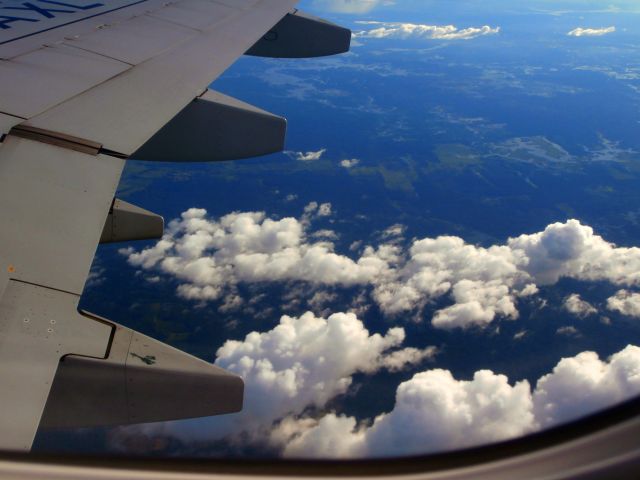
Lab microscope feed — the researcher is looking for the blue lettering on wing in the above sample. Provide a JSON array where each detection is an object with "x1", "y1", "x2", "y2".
[
  {"x1": 3, "y1": 2, "x2": 75, "y2": 19},
  {"x1": 0, "y1": 0, "x2": 104, "y2": 29},
  {"x1": 0, "y1": 14, "x2": 38, "y2": 30},
  {"x1": 38, "y1": 0, "x2": 104, "y2": 11}
]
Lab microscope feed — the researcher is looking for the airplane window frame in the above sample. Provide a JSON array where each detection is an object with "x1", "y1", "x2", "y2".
[{"x1": 1, "y1": 394, "x2": 640, "y2": 479}]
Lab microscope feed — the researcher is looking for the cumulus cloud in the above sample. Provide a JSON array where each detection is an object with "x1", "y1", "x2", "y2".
[
  {"x1": 124, "y1": 211, "x2": 640, "y2": 330},
  {"x1": 508, "y1": 220, "x2": 640, "y2": 286},
  {"x1": 355, "y1": 22, "x2": 500, "y2": 41},
  {"x1": 281, "y1": 414, "x2": 365, "y2": 458},
  {"x1": 282, "y1": 345, "x2": 640, "y2": 458},
  {"x1": 431, "y1": 280, "x2": 518, "y2": 329},
  {"x1": 284, "y1": 149, "x2": 327, "y2": 162},
  {"x1": 210, "y1": 311, "x2": 434, "y2": 439},
  {"x1": 533, "y1": 346, "x2": 640, "y2": 428},
  {"x1": 340, "y1": 158, "x2": 360, "y2": 169},
  {"x1": 313, "y1": 0, "x2": 386, "y2": 14},
  {"x1": 282, "y1": 369, "x2": 534, "y2": 457},
  {"x1": 563, "y1": 293, "x2": 597, "y2": 318},
  {"x1": 371, "y1": 233, "x2": 523, "y2": 325},
  {"x1": 567, "y1": 26, "x2": 616, "y2": 37},
  {"x1": 518, "y1": 283, "x2": 539, "y2": 297},
  {"x1": 123, "y1": 207, "x2": 388, "y2": 302},
  {"x1": 361, "y1": 369, "x2": 533, "y2": 457},
  {"x1": 607, "y1": 290, "x2": 640, "y2": 317},
  {"x1": 378, "y1": 219, "x2": 640, "y2": 327},
  {"x1": 376, "y1": 345, "x2": 438, "y2": 372}
]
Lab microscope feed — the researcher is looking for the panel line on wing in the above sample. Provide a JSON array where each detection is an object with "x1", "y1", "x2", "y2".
[
  {"x1": 0, "y1": 0, "x2": 150, "y2": 46},
  {"x1": 0, "y1": 111, "x2": 26, "y2": 121},
  {"x1": 63, "y1": 42, "x2": 136, "y2": 67},
  {"x1": 9, "y1": 278, "x2": 80, "y2": 298}
]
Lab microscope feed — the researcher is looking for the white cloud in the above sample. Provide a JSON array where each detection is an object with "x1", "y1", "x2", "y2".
[
  {"x1": 302, "y1": 202, "x2": 333, "y2": 224},
  {"x1": 396, "y1": 219, "x2": 638, "y2": 328},
  {"x1": 514, "y1": 330, "x2": 528, "y2": 340},
  {"x1": 312, "y1": 0, "x2": 386, "y2": 14},
  {"x1": 518, "y1": 283, "x2": 539, "y2": 297},
  {"x1": 533, "y1": 346, "x2": 640, "y2": 428},
  {"x1": 563, "y1": 294, "x2": 597, "y2": 318},
  {"x1": 364, "y1": 369, "x2": 534, "y2": 457},
  {"x1": 303, "y1": 201, "x2": 320, "y2": 215},
  {"x1": 381, "y1": 224, "x2": 405, "y2": 239},
  {"x1": 306, "y1": 290, "x2": 338, "y2": 311},
  {"x1": 211, "y1": 311, "x2": 433, "y2": 439},
  {"x1": 556, "y1": 325, "x2": 580, "y2": 337},
  {"x1": 311, "y1": 229, "x2": 339, "y2": 240},
  {"x1": 507, "y1": 220, "x2": 640, "y2": 287},
  {"x1": 607, "y1": 290, "x2": 640, "y2": 317},
  {"x1": 282, "y1": 346, "x2": 640, "y2": 458},
  {"x1": 340, "y1": 158, "x2": 360, "y2": 169},
  {"x1": 377, "y1": 346, "x2": 437, "y2": 372},
  {"x1": 284, "y1": 148, "x2": 327, "y2": 161},
  {"x1": 280, "y1": 414, "x2": 366, "y2": 458},
  {"x1": 431, "y1": 280, "x2": 518, "y2": 329},
  {"x1": 85, "y1": 262, "x2": 105, "y2": 289},
  {"x1": 123, "y1": 208, "x2": 388, "y2": 302},
  {"x1": 355, "y1": 22, "x2": 500, "y2": 41},
  {"x1": 284, "y1": 368, "x2": 534, "y2": 458},
  {"x1": 124, "y1": 212, "x2": 640, "y2": 330},
  {"x1": 218, "y1": 293, "x2": 243, "y2": 313},
  {"x1": 567, "y1": 26, "x2": 616, "y2": 37},
  {"x1": 371, "y1": 233, "x2": 523, "y2": 324},
  {"x1": 318, "y1": 203, "x2": 333, "y2": 217}
]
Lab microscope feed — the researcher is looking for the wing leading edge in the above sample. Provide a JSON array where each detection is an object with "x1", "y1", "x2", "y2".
[{"x1": 0, "y1": 0, "x2": 351, "y2": 451}]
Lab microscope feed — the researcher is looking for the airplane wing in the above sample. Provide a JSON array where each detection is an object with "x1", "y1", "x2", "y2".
[{"x1": 0, "y1": 0, "x2": 350, "y2": 451}]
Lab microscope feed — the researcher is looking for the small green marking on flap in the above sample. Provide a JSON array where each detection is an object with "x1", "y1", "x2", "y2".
[{"x1": 130, "y1": 352, "x2": 156, "y2": 365}]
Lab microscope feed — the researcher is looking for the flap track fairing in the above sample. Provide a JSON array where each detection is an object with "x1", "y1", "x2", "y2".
[
  {"x1": 131, "y1": 89, "x2": 286, "y2": 162},
  {"x1": 39, "y1": 318, "x2": 244, "y2": 428},
  {"x1": 99, "y1": 198, "x2": 164, "y2": 244},
  {"x1": 246, "y1": 9, "x2": 351, "y2": 58}
]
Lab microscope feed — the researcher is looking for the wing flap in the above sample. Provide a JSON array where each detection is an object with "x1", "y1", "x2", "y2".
[
  {"x1": 0, "y1": 135, "x2": 124, "y2": 295},
  {"x1": 0, "y1": 281, "x2": 112, "y2": 450},
  {"x1": 40, "y1": 321, "x2": 243, "y2": 428}
]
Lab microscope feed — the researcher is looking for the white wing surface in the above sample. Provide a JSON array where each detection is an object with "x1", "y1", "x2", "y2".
[{"x1": 0, "y1": 0, "x2": 350, "y2": 451}]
